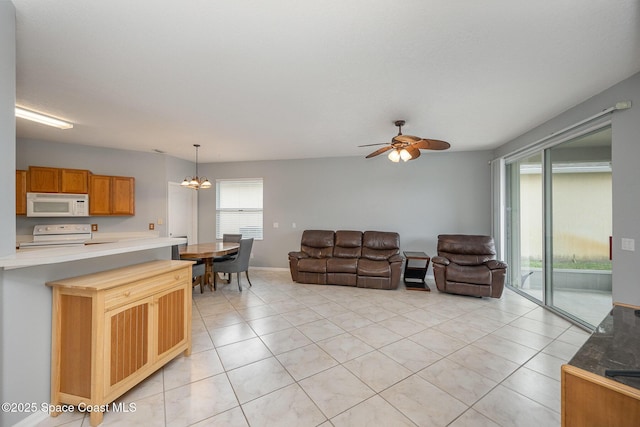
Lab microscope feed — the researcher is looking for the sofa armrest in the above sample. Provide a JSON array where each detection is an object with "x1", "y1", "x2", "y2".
[
  {"x1": 432, "y1": 256, "x2": 450, "y2": 266},
  {"x1": 288, "y1": 251, "x2": 308, "y2": 260},
  {"x1": 486, "y1": 259, "x2": 507, "y2": 270},
  {"x1": 388, "y1": 254, "x2": 403, "y2": 263}
]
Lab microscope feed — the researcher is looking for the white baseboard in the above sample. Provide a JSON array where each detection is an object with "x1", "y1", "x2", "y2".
[{"x1": 250, "y1": 266, "x2": 289, "y2": 272}]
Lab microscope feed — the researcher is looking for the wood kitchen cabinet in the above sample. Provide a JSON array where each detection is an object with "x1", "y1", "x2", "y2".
[
  {"x1": 89, "y1": 174, "x2": 135, "y2": 216},
  {"x1": 16, "y1": 170, "x2": 27, "y2": 215},
  {"x1": 60, "y1": 168, "x2": 89, "y2": 193},
  {"x1": 28, "y1": 166, "x2": 89, "y2": 193},
  {"x1": 47, "y1": 260, "x2": 193, "y2": 427}
]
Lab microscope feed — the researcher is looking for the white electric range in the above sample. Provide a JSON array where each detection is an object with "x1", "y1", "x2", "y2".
[{"x1": 19, "y1": 224, "x2": 92, "y2": 249}]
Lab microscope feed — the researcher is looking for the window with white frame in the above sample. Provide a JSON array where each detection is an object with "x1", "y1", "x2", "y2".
[{"x1": 216, "y1": 178, "x2": 263, "y2": 240}]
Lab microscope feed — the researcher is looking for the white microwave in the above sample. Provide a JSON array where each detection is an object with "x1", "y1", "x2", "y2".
[{"x1": 26, "y1": 193, "x2": 90, "y2": 217}]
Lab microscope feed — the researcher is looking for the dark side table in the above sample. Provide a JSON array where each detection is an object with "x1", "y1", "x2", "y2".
[{"x1": 403, "y1": 251, "x2": 431, "y2": 291}]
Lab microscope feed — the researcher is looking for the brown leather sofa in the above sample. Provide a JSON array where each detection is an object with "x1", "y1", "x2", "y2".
[
  {"x1": 432, "y1": 234, "x2": 507, "y2": 298},
  {"x1": 289, "y1": 230, "x2": 403, "y2": 289}
]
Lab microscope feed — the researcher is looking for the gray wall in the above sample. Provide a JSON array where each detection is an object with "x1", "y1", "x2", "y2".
[
  {"x1": 0, "y1": 1, "x2": 15, "y2": 256},
  {"x1": 15, "y1": 139, "x2": 495, "y2": 270},
  {"x1": 0, "y1": 0, "x2": 15, "y2": 411},
  {"x1": 495, "y1": 71, "x2": 640, "y2": 307},
  {"x1": 197, "y1": 151, "x2": 494, "y2": 269}
]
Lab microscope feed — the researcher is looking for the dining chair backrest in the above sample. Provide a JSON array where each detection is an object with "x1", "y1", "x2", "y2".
[
  {"x1": 215, "y1": 238, "x2": 254, "y2": 273},
  {"x1": 172, "y1": 236, "x2": 190, "y2": 259},
  {"x1": 172, "y1": 237, "x2": 205, "y2": 280},
  {"x1": 223, "y1": 233, "x2": 242, "y2": 243}
]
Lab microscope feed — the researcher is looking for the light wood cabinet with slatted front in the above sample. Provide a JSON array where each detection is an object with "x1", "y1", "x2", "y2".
[{"x1": 47, "y1": 260, "x2": 193, "y2": 427}]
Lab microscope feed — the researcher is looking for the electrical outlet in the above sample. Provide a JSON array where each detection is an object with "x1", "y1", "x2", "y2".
[
  {"x1": 621, "y1": 238, "x2": 635, "y2": 251},
  {"x1": 149, "y1": 223, "x2": 155, "y2": 230},
  {"x1": 91, "y1": 224, "x2": 98, "y2": 232}
]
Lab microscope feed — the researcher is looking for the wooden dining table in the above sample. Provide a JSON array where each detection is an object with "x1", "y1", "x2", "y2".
[{"x1": 179, "y1": 242, "x2": 240, "y2": 291}]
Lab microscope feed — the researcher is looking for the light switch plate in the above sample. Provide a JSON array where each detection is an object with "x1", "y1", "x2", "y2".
[{"x1": 621, "y1": 238, "x2": 635, "y2": 251}]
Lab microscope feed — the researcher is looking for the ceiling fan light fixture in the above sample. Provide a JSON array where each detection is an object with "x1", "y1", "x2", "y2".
[
  {"x1": 360, "y1": 120, "x2": 450, "y2": 161},
  {"x1": 400, "y1": 148, "x2": 412, "y2": 162},
  {"x1": 183, "y1": 144, "x2": 210, "y2": 190},
  {"x1": 388, "y1": 149, "x2": 401, "y2": 162}
]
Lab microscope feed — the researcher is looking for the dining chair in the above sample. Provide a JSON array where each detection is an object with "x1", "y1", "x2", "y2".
[
  {"x1": 171, "y1": 242, "x2": 206, "y2": 293},
  {"x1": 213, "y1": 238, "x2": 254, "y2": 291},
  {"x1": 214, "y1": 233, "x2": 243, "y2": 282}
]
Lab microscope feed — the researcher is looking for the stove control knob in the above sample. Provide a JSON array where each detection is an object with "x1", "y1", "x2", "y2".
[{"x1": 46, "y1": 227, "x2": 52, "y2": 231}]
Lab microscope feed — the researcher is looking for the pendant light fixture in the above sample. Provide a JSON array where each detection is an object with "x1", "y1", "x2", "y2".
[{"x1": 181, "y1": 144, "x2": 211, "y2": 189}]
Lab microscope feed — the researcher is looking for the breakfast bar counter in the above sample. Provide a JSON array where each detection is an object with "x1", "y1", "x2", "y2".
[
  {"x1": 0, "y1": 237, "x2": 185, "y2": 270},
  {"x1": 0, "y1": 236, "x2": 186, "y2": 426}
]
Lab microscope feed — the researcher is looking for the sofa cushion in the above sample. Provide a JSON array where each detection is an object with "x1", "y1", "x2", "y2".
[
  {"x1": 301, "y1": 230, "x2": 335, "y2": 258},
  {"x1": 357, "y1": 258, "x2": 391, "y2": 277},
  {"x1": 361, "y1": 231, "x2": 400, "y2": 261},
  {"x1": 333, "y1": 230, "x2": 362, "y2": 258},
  {"x1": 297, "y1": 258, "x2": 327, "y2": 273},
  {"x1": 446, "y1": 264, "x2": 491, "y2": 285},
  {"x1": 327, "y1": 257, "x2": 358, "y2": 273}
]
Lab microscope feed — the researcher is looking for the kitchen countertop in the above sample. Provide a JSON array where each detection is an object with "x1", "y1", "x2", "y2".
[
  {"x1": 0, "y1": 237, "x2": 186, "y2": 270},
  {"x1": 568, "y1": 304, "x2": 640, "y2": 390}
]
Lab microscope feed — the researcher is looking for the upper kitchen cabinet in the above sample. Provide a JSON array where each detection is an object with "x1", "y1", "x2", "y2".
[
  {"x1": 16, "y1": 170, "x2": 27, "y2": 215},
  {"x1": 89, "y1": 175, "x2": 135, "y2": 216},
  {"x1": 28, "y1": 166, "x2": 89, "y2": 194},
  {"x1": 60, "y1": 168, "x2": 89, "y2": 193}
]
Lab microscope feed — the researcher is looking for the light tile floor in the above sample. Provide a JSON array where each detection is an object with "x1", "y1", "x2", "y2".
[{"x1": 37, "y1": 270, "x2": 593, "y2": 427}]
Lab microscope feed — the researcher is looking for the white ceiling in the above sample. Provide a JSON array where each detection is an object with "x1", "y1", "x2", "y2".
[{"x1": 13, "y1": 1, "x2": 640, "y2": 163}]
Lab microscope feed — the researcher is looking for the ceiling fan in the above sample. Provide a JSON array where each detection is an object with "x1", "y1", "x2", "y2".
[{"x1": 359, "y1": 120, "x2": 450, "y2": 162}]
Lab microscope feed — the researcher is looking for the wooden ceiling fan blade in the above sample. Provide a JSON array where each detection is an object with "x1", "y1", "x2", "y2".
[
  {"x1": 393, "y1": 134, "x2": 421, "y2": 144},
  {"x1": 358, "y1": 142, "x2": 389, "y2": 147},
  {"x1": 366, "y1": 145, "x2": 393, "y2": 158},
  {"x1": 413, "y1": 139, "x2": 451, "y2": 150}
]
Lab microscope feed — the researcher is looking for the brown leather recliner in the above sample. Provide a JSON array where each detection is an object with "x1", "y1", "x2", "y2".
[
  {"x1": 327, "y1": 230, "x2": 362, "y2": 287},
  {"x1": 357, "y1": 231, "x2": 403, "y2": 289},
  {"x1": 432, "y1": 234, "x2": 507, "y2": 298},
  {"x1": 288, "y1": 230, "x2": 335, "y2": 285}
]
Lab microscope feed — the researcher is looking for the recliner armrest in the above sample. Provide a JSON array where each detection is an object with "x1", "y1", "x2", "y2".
[
  {"x1": 486, "y1": 259, "x2": 507, "y2": 270},
  {"x1": 288, "y1": 251, "x2": 308, "y2": 260},
  {"x1": 432, "y1": 256, "x2": 450, "y2": 266}
]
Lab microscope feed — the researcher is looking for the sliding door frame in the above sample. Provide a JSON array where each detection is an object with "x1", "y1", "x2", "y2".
[{"x1": 495, "y1": 118, "x2": 612, "y2": 328}]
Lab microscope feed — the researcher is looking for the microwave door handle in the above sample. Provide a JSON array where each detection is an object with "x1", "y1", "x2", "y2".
[{"x1": 71, "y1": 201, "x2": 76, "y2": 216}]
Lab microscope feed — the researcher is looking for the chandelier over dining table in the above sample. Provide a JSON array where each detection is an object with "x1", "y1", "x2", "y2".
[{"x1": 181, "y1": 144, "x2": 211, "y2": 189}]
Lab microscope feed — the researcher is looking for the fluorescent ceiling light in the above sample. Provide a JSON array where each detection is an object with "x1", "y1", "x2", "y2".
[{"x1": 15, "y1": 107, "x2": 74, "y2": 129}]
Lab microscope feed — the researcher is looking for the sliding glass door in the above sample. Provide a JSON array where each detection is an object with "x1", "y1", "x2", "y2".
[
  {"x1": 506, "y1": 153, "x2": 544, "y2": 303},
  {"x1": 506, "y1": 126, "x2": 612, "y2": 328},
  {"x1": 547, "y1": 130, "x2": 612, "y2": 326}
]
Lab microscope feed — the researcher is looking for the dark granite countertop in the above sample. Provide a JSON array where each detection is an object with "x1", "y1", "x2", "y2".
[{"x1": 569, "y1": 304, "x2": 640, "y2": 389}]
